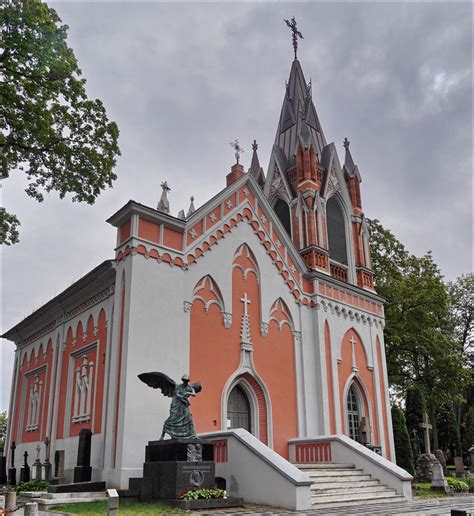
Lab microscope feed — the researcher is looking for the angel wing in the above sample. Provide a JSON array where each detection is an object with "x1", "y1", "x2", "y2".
[{"x1": 138, "y1": 372, "x2": 176, "y2": 397}]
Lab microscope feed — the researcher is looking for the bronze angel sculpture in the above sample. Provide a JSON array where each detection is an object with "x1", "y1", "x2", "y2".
[{"x1": 138, "y1": 372, "x2": 202, "y2": 439}]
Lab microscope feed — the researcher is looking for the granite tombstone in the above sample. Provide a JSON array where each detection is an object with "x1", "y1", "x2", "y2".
[
  {"x1": 7, "y1": 441, "x2": 16, "y2": 486},
  {"x1": 20, "y1": 451, "x2": 30, "y2": 483},
  {"x1": 74, "y1": 429, "x2": 92, "y2": 483}
]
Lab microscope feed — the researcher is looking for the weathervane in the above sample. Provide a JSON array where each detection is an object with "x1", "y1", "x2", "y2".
[
  {"x1": 284, "y1": 17, "x2": 303, "y2": 60},
  {"x1": 230, "y1": 139, "x2": 244, "y2": 164}
]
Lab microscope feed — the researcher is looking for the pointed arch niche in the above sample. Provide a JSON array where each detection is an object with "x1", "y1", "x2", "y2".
[
  {"x1": 273, "y1": 198, "x2": 292, "y2": 238},
  {"x1": 338, "y1": 329, "x2": 380, "y2": 446}
]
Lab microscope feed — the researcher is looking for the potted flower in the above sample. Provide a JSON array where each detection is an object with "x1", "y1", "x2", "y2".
[{"x1": 2, "y1": 485, "x2": 17, "y2": 513}]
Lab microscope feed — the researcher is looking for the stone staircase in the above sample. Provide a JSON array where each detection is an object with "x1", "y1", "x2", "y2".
[{"x1": 295, "y1": 463, "x2": 407, "y2": 509}]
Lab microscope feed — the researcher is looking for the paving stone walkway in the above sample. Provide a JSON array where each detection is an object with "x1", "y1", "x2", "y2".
[{"x1": 194, "y1": 495, "x2": 474, "y2": 516}]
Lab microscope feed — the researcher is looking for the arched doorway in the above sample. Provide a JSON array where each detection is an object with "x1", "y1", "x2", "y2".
[
  {"x1": 347, "y1": 383, "x2": 361, "y2": 442},
  {"x1": 227, "y1": 385, "x2": 251, "y2": 431}
]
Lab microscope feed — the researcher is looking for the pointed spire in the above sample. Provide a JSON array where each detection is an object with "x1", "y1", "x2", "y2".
[
  {"x1": 274, "y1": 59, "x2": 326, "y2": 164},
  {"x1": 249, "y1": 140, "x2": 265, "y2": 186},
  {"x1": 343, "y1": 137, "x2": 355, "y2": 172},
  {"x1": 186, "y1": 196, "x2": 195, "y2": 218},
  {"x1": 177, "y1": 209, "x2": 186, "y2": 220},
  {"x1": 157, "y1": 181, "x2": 170, "y2": 214}
]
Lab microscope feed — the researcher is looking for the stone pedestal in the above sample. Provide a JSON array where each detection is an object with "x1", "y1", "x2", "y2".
[
  {"x1": 140, "y1": 439, "x2": 214, "y2": 501},
  {"x1": 416, "y1": 453, "x2": 437, "y2": 482},
  {"x1": 434, "y1": 449, "x2": 447, "y2": 476},
  {"x1": 8, "y1": 467, "x2": 16, "y2": 486},
  {"x1": 42, "y1": 461, "x2": 52, "y2": 482}
]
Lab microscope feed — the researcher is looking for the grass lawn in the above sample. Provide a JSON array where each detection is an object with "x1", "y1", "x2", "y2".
[
  {"x1": 49, "y1": 500, "x2": 184, "y2": 515},
  {"x1": 414, "y1": 482, "x2": 448, "y2": 499}
]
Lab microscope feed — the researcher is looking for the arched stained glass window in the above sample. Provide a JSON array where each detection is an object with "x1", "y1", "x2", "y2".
[{"x1": 327, "y1": 197, "x2": 347, "y2": 264}]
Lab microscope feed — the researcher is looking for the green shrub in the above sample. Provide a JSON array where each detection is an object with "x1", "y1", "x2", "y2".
[
  {"x1": 180, "y1": 488, "x2": 226, "y2": 500},
  {"x1": 463, "y1": 475, "x2": 474, "y2": 493},
  {"x1": 392, "y1": 404, "x2": 415, "y2": 475},
  {"x1": 16, "y1": 479, "x2": 49, "y2": 493},
  {"x1": 446, "y1": 477, "x2": 468, "y2": 492}
]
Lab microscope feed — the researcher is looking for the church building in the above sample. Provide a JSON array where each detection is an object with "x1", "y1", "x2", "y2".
[{"x1": 3, "y1": 29, "x2": 395, "y2": 491}]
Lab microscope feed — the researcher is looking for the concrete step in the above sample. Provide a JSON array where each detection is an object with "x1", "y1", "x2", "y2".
[
  {"x1": 311, "y1": 489, "x2": 399, "y2": 504},
  {"x1": 311, "y1": 494, "x2": 406, "y2": 509},
  {"x1": 32, "y1": 491, "x2": 106, "y2": 500},
  {"x1": 294, "y1": 463, "x2": 355, "y2": 469},
  {"x1": 305, "y1": 469, "x2": 371, "y2": 482},
  {"x1": 36, "y1": 496, "x2": 108, "y2": 506},
  {"x1": 311, "y1": 485, "x2": 396, "y2": 498},
  {"x1": 312, "y1": 479, "x2": 380, "y2": 490}
]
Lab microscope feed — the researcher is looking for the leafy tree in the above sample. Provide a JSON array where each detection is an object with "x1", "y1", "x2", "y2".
[
  {"x1": 463, "y1": 406, "x2": 474, "y2": 456},
  {"x1": 368, "y1": 220, "x2": 471, "y2": 450},
  {"x1": 391, "y1": 404, "x2": 414, "y2": 475},
  {"x1": 1, "y1": 0, "x2": 120, "y2": 244},
  {"x1": 447, "y1": 274, "x2": 473, "y2": 356},
  {"x1": 405, "y1": 385, "x2": 425, "y2": 457},
  {"x1": 0, "y1": 411, "x2": 7, "y2": 454}
]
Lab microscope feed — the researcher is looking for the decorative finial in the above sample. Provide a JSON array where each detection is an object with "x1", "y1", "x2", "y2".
[
  {"x1": 252, "y1": 140, "x2": 258, "y2": 151},
  {"x1": 157, "y1": 181, "x2": 171, "y2": 214},
  {"x1": 230, "y1": 139, "x2": 244, "y2": 164},
  {"x1": 284, "y1": 17, "x2": 303, "y2": 60},
  {"x1": 343, "y1": 137, "x2": 350, "y2": 149},
  {"x1": 187, "y1": 196, "x2": 195, "y2": 217}
]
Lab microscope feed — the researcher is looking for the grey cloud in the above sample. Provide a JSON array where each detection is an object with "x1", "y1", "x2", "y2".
[{"x1": 1, "y1": 1, "x2": 471, "y2": 410}]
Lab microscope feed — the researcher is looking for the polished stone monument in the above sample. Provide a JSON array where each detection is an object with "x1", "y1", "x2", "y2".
[
  {"x1": 73, "y1": 429, "x2": 92, "y2": 483},
  {"x1": 19, "y1": 451, "x2": 30, "y2": 483},
  {"x1": 136, "y1": 372, "x2": 242, "y2": 509},
  {"x1": 140, "y1": 438, "x2": 215, "y2": 501},
  {"x1": 0, "y1": 453, "x2": 7, "y2": 485},
  {"x1": 8, "y1": 441, "x2": 16, "y2": 486}
]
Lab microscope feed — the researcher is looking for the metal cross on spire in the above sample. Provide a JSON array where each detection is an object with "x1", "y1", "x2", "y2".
[
  {"x1": 230, "y1": 139, "x2": 244, "y2": 164},
  {"x1": 284, "y1": 17, "x2": 303, "y2": 60}
]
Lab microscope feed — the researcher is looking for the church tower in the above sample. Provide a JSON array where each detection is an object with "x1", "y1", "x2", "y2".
[{"x1": 262, "y1": 22, "x2": 375, "y2": 291}]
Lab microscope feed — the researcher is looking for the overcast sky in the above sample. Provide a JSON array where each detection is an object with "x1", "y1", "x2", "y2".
[{"x1": 1, "y1": 1, "x2": 472, "y2": 412}]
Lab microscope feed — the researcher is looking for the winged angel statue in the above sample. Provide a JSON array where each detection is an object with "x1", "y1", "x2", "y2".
[{"x1": 138, "y1": 372, "x2": 202, "y2": 439}]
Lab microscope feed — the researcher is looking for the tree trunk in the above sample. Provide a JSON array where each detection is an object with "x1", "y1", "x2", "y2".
[{"x1": 430, "y1": 403, "x2": 439, "y2": 451}]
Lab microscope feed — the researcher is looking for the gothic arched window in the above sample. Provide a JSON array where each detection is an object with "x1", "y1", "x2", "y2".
[
  {"x1": 274, "y1": 198, "x2": 292, "y2": 237},
  {"x1": 347, "y1": 383, "x2": 360, "y2": 442},
  {"x1": 326, "y1": 196, "x2": 347, "y2": 264}
]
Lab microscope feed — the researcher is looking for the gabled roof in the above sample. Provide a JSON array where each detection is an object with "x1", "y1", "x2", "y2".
[{"x1": 273, "y1": 59, "x2": 327, "y2": 166}]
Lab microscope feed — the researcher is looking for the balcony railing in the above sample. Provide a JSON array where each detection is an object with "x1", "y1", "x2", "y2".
[{"x1": 330, "y1": 261, "x2": 348, "y2": 283}]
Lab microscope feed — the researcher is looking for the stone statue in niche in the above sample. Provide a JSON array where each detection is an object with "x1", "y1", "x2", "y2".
[{"x1": 138, "y1": 372, "x2": 202, "y2": 440}]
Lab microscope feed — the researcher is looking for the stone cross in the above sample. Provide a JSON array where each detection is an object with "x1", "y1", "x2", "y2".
[
  {"x1": 34, "y1": 444, "x2": 42, "y2": 480},
  {"x1": 44, "y1": 437, "x2": 50, "y2": 462},
  {"x1": 419, "y1": 412, "x2": 432, "y2": 454},
  {"x1": 240, "y1": 292, "x2": 251, "y2": 317},
  {"x1": 10, "y1": 441, "x2": 16, "y2": 468},
  {"x1": 230, "y1": 139, "x2": 244, "y2": 164},
  {"x1": 35, "y1": 444, "x2": 41, "y2": 463},
  {"x1": 349, "y1": 336, "x2": 358, "y2": 372}
]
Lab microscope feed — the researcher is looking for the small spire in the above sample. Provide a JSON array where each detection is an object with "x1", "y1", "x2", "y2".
[
  {"x1": 343, "y1": 137, "x2": 350, "y2": 150},
  {"x1": 284, "y1": 17, "x2": 303, "y2": 60},
  {"x1": 187, "y1": 196, "x2": 195, "y2": 217},
  {"x1": 157, "y1": 181, "x2": 170, "y2": 214},
  {"x1": 343, "y1": 137, "x2": 355, "y2": 171},
  {"x1": 230, "y1": 139, "x2": 244, "y2": 164},
  {"x1": 249, "y1": 139, "x2": 265, "y2": 186},
  {"x1": 177, "y1": 209, "x2": 186, "y2": 220}
]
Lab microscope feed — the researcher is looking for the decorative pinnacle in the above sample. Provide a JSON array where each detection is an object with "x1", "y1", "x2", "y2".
[
  {"x1": 230, "y1": 139, "x2": 244, "y2": 164},
  {"x1": 161, "y1": 181, "x2": 171, "y2": 193},
  {"x1": 284, "y1": 17, "x2": 303, "y2": 60},
  {"x1": 343, "y1": 137, "x2": 350, "y2": 149},
  {"x1": 252, "y1": 140, "x2": 258, "y2": 151}
]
